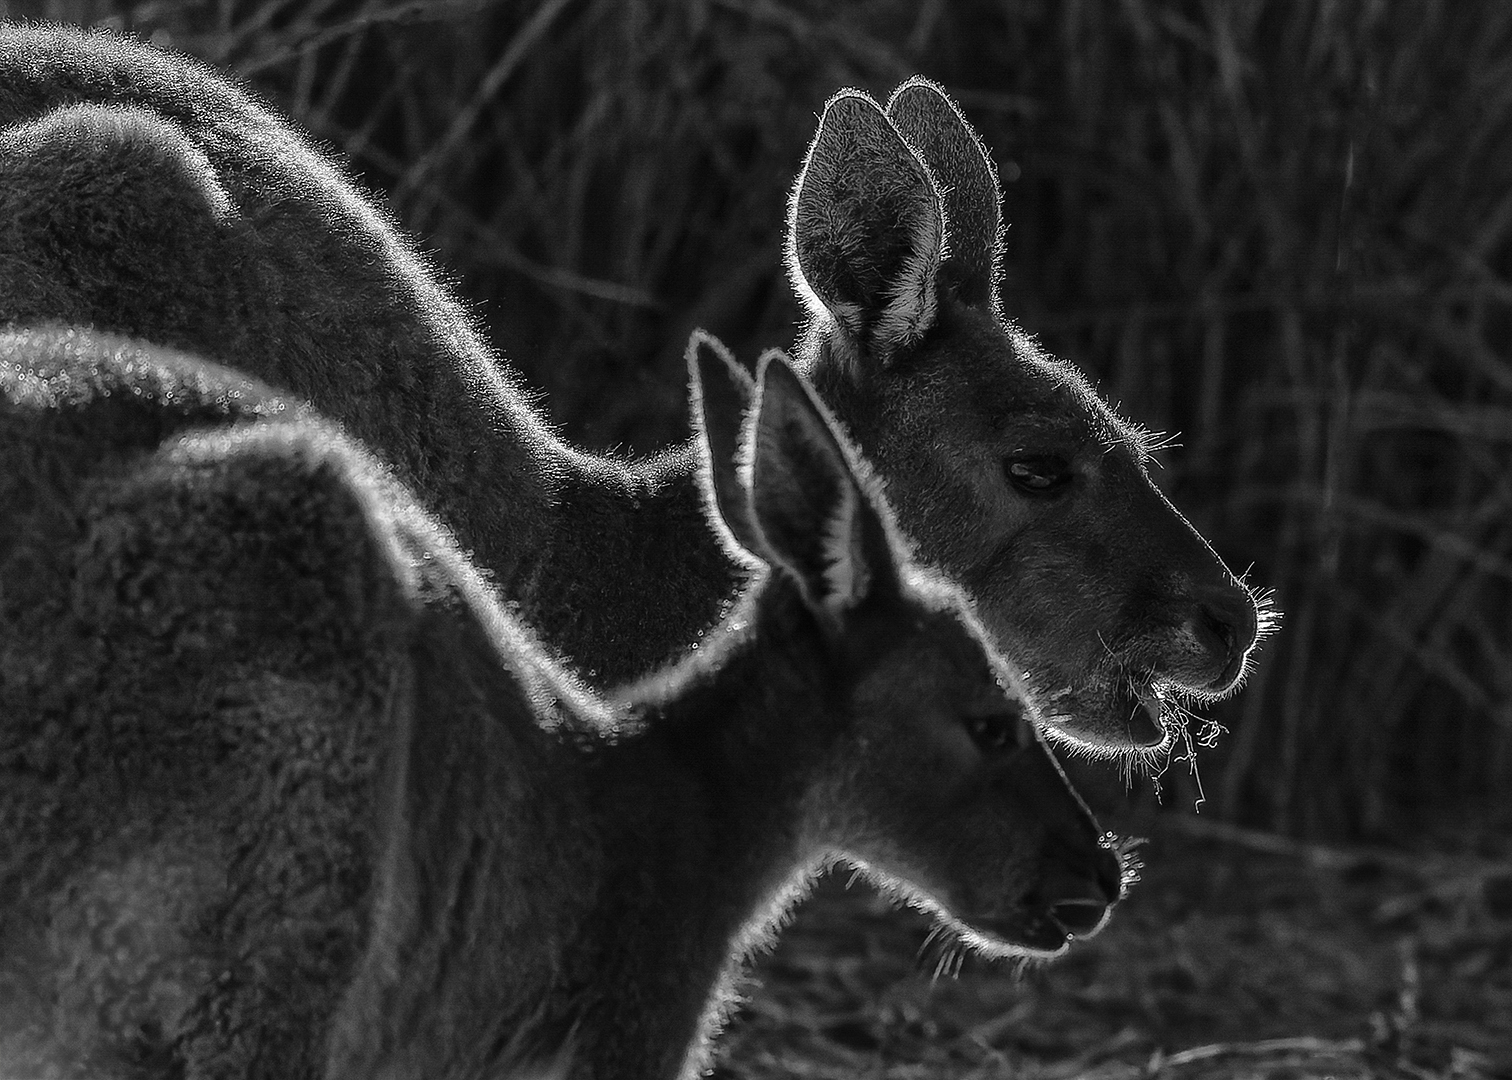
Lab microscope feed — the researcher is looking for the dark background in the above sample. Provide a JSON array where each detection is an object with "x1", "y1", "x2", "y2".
[{"x1": 11, "y1": 0, "x2": 1512, "y2": 842}]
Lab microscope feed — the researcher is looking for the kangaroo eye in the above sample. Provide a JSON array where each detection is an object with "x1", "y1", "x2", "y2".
[
  {"x1": 965, "y1": 709, "x2": 1027, "y2": 756},
  {"x1": 1005, "y1": 455, "x2": 1072, "y2": 495}
]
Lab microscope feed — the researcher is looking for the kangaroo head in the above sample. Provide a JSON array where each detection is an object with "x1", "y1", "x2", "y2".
[
  {"x1": 691, "y1": 342, "x2": 1124, "y2": 958},
  {"x1": 783, "y1": 79, "x2": 1266, "y2": 756}
]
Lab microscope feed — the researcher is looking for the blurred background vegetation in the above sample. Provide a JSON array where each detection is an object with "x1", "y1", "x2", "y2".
[{"x1": 8, "y1": 0, "x2": 1512, "y2": 842}]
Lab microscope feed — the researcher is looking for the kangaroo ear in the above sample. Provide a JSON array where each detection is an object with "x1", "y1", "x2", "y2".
[
  {"x1": 746, "y1": 353, "x2": 898, "y2": 618},
  {"x1": 687, "y1": 329, "x2": 764, "y2": 565},
  {"x1": 787, "y1": 90, "x2": 945, "y2": 373},
  {"x1": 886, "y1": 77, "x2": 1003, "y2": 315}
]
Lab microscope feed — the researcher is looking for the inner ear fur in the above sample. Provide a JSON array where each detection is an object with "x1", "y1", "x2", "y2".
[
  {"x1": 787, "y1": 90, "x2": 945, "y2": 372},
  {"x1": 886, "y1": 77, "x2": 1004, "y2": 315},
  {"x1": 746, "y1": 354, "x2": 897, "y2": 618},
  {"x1": 687, "y1": 329, "x2": 764, "y2": 566}
]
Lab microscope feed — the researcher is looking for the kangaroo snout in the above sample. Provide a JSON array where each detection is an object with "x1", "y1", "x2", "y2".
[
  {"x1": 957, "y1": 737, "x2": 1124, "y2": 954},
  {"x1": 966, "y1": 827, "x2": 1121, "y2": 956},
  {"x1": 1015, "y1": 802, "x2": 1124, "y2": 947}
]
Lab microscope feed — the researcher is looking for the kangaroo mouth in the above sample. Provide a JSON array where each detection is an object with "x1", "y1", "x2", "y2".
[
  {"x1": 1033, "y1": 670, "x2": 1172, "y2": 755},
  {"x1": 966, "y1": 902, "x2": 1111, "y2": 957},
  {"x1": 955, "y1": 893, "x2": 1118, "y2": 962},
  {"x1": 966, "y1": 912, "x2": 1076, "y2": 957},
  {"x1": 1112, "y1": 674, "x2": 1173, "y2": 751}
]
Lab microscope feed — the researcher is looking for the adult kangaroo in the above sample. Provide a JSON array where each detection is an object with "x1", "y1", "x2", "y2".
[
  {"x1": 0, "y1": 23, "x2": 1262, "y2": 752},
  {"x1": 0, "y1": 324, "x2": 1122, "y2": 1080}
]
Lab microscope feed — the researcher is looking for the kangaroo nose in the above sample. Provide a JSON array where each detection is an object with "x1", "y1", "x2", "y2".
[
  {"x1": 1192, "y1": 582, "x2": 1259, "y2": 691},
  {"x1": 1094, "y1": 842, "x2": 1124, "y2": 903},
  {"x1": 1037, "y1": 841, "x2": 1122, "y2": 938}
]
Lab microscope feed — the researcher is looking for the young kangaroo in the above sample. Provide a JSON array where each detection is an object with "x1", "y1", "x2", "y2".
[
  {"x1": 0, "y1": 23, "x2": 1261, "y2": 754},
  {"x1": 0, "y1": 325, "x2": 1122, "y2": 1080}
]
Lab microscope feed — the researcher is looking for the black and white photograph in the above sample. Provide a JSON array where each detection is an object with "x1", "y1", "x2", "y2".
[{"x1": 0, "y1": 2, "x2": 1508, "y2": 1077}]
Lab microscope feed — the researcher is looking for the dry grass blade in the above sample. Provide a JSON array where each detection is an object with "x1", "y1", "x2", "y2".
[
  {"x1": 391, "y1": 0, "x2": 574, "y2": 199},
  {"x1": 1148, "y1": 1035, "x2": 1368, "y2": 1075}
]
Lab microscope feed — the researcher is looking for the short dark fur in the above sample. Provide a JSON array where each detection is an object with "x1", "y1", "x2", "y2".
[
  {"x1": 0, "y1": 24, "x2": 1261, "y2": 752},
  {"x1": 0, "y1": 327, "x2": 1120, "y2": 1080}
]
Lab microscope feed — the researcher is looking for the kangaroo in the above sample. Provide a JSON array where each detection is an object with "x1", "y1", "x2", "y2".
[
  {"x1": 0, "y1": 23, "x2": 1262, "y2": 754},
  {"x1": 0, "y1": 324, "x2": 1123, "y2": 1080}
]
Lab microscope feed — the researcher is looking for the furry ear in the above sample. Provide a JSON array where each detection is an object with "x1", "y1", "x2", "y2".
[
  {"x1": 886, "y1": 77, "x2": 1003, "y2": 314},
  {"x1": 787, "y1": 90, "x2": 945, "y2": 373},
  {"x1": 687, "y1": 329, "x2": 764, "y2": 565},
  {"x1": 746, "y1": 353, "x2": 898, "y2": 618}
]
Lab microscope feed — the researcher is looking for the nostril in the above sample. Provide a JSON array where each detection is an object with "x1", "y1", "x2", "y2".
[
  {"x1": 1200, "y1": 606, "x2": 1236, "y2": 658},
  {"x1": 1194, "y1": 584, "x2": 1259, "y2": 685},
  {"x1": 1201, "y1": 585, "x2": 1260, "y2": 651}
]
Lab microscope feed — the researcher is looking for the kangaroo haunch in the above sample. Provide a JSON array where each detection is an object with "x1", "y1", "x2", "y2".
[
  {"x1": 0, "y1": 23, "x2": 1264, "y2": 754},
  {"x1": 0, "y1": 326, "x2": 1123, "y2": 1080}
]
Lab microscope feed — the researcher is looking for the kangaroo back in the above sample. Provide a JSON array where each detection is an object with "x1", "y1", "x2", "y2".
[{"x1": 0, "y1": 25, "x2": 560, "y2": 594}]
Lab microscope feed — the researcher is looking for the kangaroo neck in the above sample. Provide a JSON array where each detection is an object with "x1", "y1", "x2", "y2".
[
  {"x1": 577, "y1": 595, "x2": 838, "y2": 1078},
  {"x1": 524, "y1": 439, "x2": 743, "y2": 690}
]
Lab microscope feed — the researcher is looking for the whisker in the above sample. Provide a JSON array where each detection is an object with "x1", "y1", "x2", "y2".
[
  {"x1": 917, "y1": 923, "x2": 945, "y2": 962},
  {"x1": 931, "y1": 943, "x2": 952, "y2": 983}
]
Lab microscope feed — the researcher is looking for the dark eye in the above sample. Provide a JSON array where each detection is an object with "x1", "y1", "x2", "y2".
[
  {"x1": 1005, "y1": 454, "x2": 1072, "y2": 495},
  {"x1": 964, "y1": 706, "x2": 1030, "y2": 757}
]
